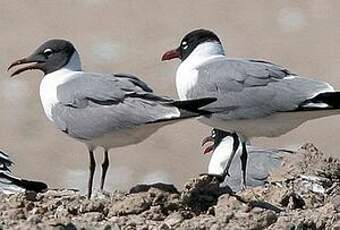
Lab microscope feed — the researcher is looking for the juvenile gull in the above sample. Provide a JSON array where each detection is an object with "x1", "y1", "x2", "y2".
[{"x1": 8, "y1": 39, "x2": 216, "y2": 198}]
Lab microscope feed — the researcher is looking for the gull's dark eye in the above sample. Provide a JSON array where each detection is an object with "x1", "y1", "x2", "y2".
[{"x1": 43, "y1": 48, "x2": 53, "y2": 57}]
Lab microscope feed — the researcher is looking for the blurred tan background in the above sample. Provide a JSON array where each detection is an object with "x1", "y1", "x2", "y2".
[{"x1": 0, "y1": 0, "x2": 339, "y2": 193}]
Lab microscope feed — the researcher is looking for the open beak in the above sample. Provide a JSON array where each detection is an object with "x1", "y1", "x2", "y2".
[
  {"x1": 203, "y1": 145, "x2": 214, "y2": 155},
  {"x1": 202, "y1": 135, "x2": 214, "y2": 147},
  {"x1": 202, "y1": 135, "x2": 215, "y2": 155},
  {"x1": 161, "y1": 48, "x2": 180, "y2": 61},
  {"x1": 7, "y1": 56, "x2": 44, "y2": 77}
]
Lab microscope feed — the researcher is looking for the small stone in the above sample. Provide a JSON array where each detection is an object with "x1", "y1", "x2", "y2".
[
  {"x1": 286, "y1": 223, "x2": 296, "y2": 230},
  {"x1": 64, "y1": 223, "x2": 77, "y2": 230},
  {"x1": 15, "y1": 222, "x2": 43, "y2": 230},
  {"x1": 129, "y1": 183, "x2": 179, "y2": 194},
  {"x1": 109, "y1": 194, "x2": 152, "y2": 216},
  {"x1": 27, "y1": 214, "x2": 42, "y2": 224},
  {"x1": 25, "y1": 202, "x2": 35, "y2": 212},
  {"x1": 103, "y1": 225, "x2": 111, "y2": 230},
  {"x1": 280, "y1": 192, "x2": 305, "y2": 209},
  {"x1": 315, "y1": 220, "x2": 325, "y2": 230},
  {"x1": 159, "y1": 223, "x2": 171, "y2": 230},
  {"x1": 215, "y1": 195, "x2": 240, "y2": 223},
  {"x1": 262, "y1": 211, "x2": 278, "y2": 227},
  {"x1": 164, "y1": 212, "x2": 184, "y2": 228},
  {"x1": 31, "y1": 206, "x2": 48, "y2": 215},
  {"x1": 25, "y1": 191, "x2": 38, "y2": 201},
  {"x1": 83, "y1": 212, "x2": 104, "y2": 222},
  {"x1": 103, "y1": 224, "x2": 120, "y2": 230},
  {"x1": 210, "y1": 223, "x2": 222, "y2": 230},
  {"x1": 332, "y1": 195, "x2": 340, "y2": 212},
  {"x1": 79, "y1": 199, "x2": 105, "y2": 213},
  {"x1": 111, "y1": 224, "x2": 121, "y2": 230},
  {"x1": 8, "y1": 208, "x2": 26, "y2": 220},
  {"x1": 7, "y1": 195, "x2": 24, "y2": 208},
  {"x1": 333, "y1": 225, "x2": 340, "y2": 230},
  {"x1": 55, "y1": 205, "x2": 69, "y2": 218}
]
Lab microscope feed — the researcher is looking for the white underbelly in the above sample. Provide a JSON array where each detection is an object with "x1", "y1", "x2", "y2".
[
  {"x1": 83, "y1": 120, "x2": 177, "y2": 150},
  {"x1": 83, "y1": 126, "x2": 158, "y2": 150},
  {"x1": 199, "y1": 109, "x2": 340, "y2": 138}
]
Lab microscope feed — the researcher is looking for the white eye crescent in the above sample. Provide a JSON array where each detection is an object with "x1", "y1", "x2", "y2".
[
  {"x1": 43, "y1": 48, "x2": 53, "y2": 55},
  {"x1": 181, "y1": 41, "x2": 188, "y2": 49}
]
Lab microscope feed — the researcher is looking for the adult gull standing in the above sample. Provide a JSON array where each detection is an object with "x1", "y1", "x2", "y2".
[
  {"x1": 8, "y1": 39, "x2": 216, "y2": 198},
  {"x1": 161, "y1": 29, "x2": 340, "y2": 188}
]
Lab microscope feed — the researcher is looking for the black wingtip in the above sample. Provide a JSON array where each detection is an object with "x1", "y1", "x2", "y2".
[
  {"x1": 298, "y1": 91, "x2": 340, "y2": 111},
  {"x1": 0, "y1": 172, "x2": 48, "y2": 193},
  {"x1": 20, "y1": 179, "x2": 48, "y2": 193},
  {"x1": 172, "y1": 97, "x2": 216, "y2": 113}
]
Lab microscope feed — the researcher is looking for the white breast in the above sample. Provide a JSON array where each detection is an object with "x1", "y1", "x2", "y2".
[
  {"x1": 39, "y1": 69, "x2": 78, "y2": 121},
  {"x1": 208, "y1": 135, "x2": 239, "y2": 175},
  {"x1": 175, "y1": 41, "x2": 225, "y2": 100},
  {"x1": 176, "y1": 63, "x2": 198, "y2": 100}
]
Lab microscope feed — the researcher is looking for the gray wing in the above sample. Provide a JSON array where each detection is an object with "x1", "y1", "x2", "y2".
[
  {"x1": 52, "y1": 73, "x2": 181, "y2": 140},
  {"x1": 57, "y1": 72, "x2": 171, "y2": 107},
  {"x1": 189, "y1": 57, "x2": 334, "y2": 119},
  {"x1": 224, "y1": 146, "x2": 285, "y2": 192}
]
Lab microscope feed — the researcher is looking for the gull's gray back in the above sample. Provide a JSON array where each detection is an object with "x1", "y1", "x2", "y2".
[
  {"x1": 51, "y1": 73, "x2": 179, "y2": 140},
  {"x1": 188, "y1": 58, "x2": 333, "y2": 120}
]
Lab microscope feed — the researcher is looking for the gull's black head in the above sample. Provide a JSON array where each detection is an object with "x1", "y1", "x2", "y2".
[
  {"x1": 161, "y1": 29, "x2": 221, "y2": 62},
  {"x1": 8, "y1": 39, "x2": 76, "y2": 77}
]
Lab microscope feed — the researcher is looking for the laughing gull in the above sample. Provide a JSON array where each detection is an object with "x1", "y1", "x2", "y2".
[
  {"x1": 7, "y1": 39, "x2": 216, "y2": 198},
  {"x1": 161, "y1": 28, "x2": 340, "y2": 189},
  {"x1": 0, "y1": 150, "x2": 47, "y2": 194}
]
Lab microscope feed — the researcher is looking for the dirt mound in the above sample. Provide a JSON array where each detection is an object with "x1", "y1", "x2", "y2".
[{"x1": 0, "y1": 144, "x2": 339, "y2": 229}]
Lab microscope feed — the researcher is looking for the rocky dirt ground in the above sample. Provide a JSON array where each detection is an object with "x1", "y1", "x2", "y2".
[{"x1": 0, "y1": 143, "x2": 339, "y2": 230}]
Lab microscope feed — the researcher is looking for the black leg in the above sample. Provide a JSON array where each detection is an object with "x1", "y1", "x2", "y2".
[
  {"x1": 222, "y1": 132, "x2": 240, "y2": 178},
  {"x1": 240, "y1": 141, "x2": 248, "y2": 190},
  {"x1": 87, "y1": 150, "x2": 96, "y2": 199},
  {"x1": 100, "y1": 150, "x2": 109, "y2": 191}
]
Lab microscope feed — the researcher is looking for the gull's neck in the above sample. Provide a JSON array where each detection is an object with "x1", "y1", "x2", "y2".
[
  {"x1": 42, "y1": 51, "x2": 83, "y2": 88},
  {"x1": 40, "y1": 51, "x2": 82, "y2": 121},
  {"x1": 182, "y1": 41, "x2": 225, "y2": 68},
  {"x1": 64, "y1": 51, "x2": 82, "y2": 71},
  {"x1": 175, "y1": 42, "x2": 225, "y2": 100}
]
